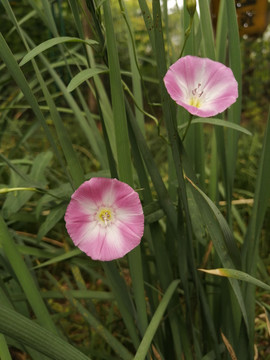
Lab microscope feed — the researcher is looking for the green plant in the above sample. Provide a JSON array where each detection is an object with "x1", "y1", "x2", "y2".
[{"x1": 0, "y1": 0, "x2": 269, "y2": 359}]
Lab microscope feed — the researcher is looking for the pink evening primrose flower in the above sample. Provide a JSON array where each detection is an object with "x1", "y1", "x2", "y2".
[
  {"x1": 64, "y1": 177, "x2": 144, "y2": 261},
  {"x1": 163, "y1": 55, "x2": 238, "y2": 117}
]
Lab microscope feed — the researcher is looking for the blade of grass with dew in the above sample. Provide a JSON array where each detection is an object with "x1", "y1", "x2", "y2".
[
  {"x1": 0, "y1": 215, "x2": 58, "y2": 334},
  {"x1": 0, "y1": 304, "x2": 91, "y2": 360},
  {"x1": 103, "y1": 0, "x2": 148, "y2": 337}
]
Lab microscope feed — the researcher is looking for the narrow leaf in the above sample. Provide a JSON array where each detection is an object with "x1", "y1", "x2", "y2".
[
  {"x1": 19, "y1": 37, "x2": 98, "y2": 66},
  {"x1": 199, "y1": 268, "x2": 270, "y2": 292},
  {"x1": 179, "y1": 117, "x2": 252, "y2": 136},
  {"x1": 0, "y1": 215, "x2": 58, "y2": 334},
  {"x1": 0, "y1": 305, "x2": 91, "y2": 360},
  {"x1": 67, "y1": 67, "x2": 108, "y2": 92},
  {"x1": 134, "y1": 280, "x2": 180, "y2": 360}
]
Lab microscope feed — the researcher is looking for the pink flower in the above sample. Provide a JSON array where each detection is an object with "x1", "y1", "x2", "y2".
[
  {"x1": 64, "y1": 177, "x2": 144, "y2": 261},
  {"x1": 164, "y1": 55, "x2": 238, "y2": 117}
]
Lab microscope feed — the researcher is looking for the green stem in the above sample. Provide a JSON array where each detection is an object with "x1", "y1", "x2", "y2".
[
  {"x1": 179, "y1": 16, "x2": 194, "y2": 58},
  {"x1": 182, "y1": 113, "x2": 193, "y2": 141}
]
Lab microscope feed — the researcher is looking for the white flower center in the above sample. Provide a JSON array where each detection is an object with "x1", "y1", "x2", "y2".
[
  {"x1": 97, "y1": 207, "x2": 114, "y2": 227},
  {"x1": 189, "y1": 83, "x2": 204, "y2": 108}
]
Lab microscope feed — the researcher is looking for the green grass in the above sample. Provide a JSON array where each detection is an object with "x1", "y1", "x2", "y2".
[{"x1": 0, "y1": 0, "x2": 270, "y2": 359}]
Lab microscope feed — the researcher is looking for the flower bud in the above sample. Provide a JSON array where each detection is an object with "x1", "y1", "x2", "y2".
[{"x1": 186, "y1": 0, "x2": 196, "y2": 17}]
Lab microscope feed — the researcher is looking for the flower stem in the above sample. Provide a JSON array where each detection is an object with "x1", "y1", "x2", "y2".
[
  {"x1": 179, "y1": 16, "x2": 194, "y2": 58},
  {"x1": 182, "y1": 113, "x2": 193, "y2": 141}
]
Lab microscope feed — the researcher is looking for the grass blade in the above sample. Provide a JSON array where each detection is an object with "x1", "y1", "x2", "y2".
[
  {"x1": 67, "y1": 67, "x2": 108, "y2": 92},
  {"x1": 199, "y1": 268, "x2": 270, "y2": 292},
  {"x1": 0, "y1": 305, "x2": 91, "y2": 360},
  {"x1": 134, "y1": 280, "x2": 180, "y2": 360},
  {"x1": 0, "y1": 215, "x2": 58, "y2": 334},
  {"x1": 19, "y1": 37, "x2": 97, "y2": 66},
  {"x1": 0, "y1": 334, "x2": 12, "y2": 360},
  {"x1": 179, "y1": 118, "x2": 252, "y2": 136}
]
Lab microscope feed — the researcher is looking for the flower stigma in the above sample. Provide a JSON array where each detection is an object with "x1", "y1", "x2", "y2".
[
  {"x1": 97, "y1": 208, "x2": 114, "y2": 227},
  {"x1": 189, "y1": 83, "x2": 203, "y2": 108}
]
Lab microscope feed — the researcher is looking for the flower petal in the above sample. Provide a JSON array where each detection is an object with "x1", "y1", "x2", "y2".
[
  {"x1": 64, "y1": 177, "x2": 144, "y2": 261},
  {"x1": 164, "y1": 55, "x2": 238, "y2": 117}
]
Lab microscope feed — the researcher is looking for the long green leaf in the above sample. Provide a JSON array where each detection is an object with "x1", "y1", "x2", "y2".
[
  {"x1": 134, "y1": 280, "x2": 180, "y2": 360},
  {"x1": 33, "y1": 248, "x2": 82, "y2": 269},
  {"x1": 243, "y1": 107, "x2": 270, "y2": 269},
  {"x1": 67, "y1": 67, "x2": 108, "y2": 92},
  {"x1": 103, "y1": 0, "x2": 148, "y2": 338},
  {"x1": 0, "y1": 305, "x2": 91, "y2": 360},
  {"x1": 242, "y1": 107, "x2": 270, "y2": 355},
  {"x1": 19, "y1": 37, "x2": 97, "y2": 66},
  {"x1": 0, "y1": 215, "x2": 58, "y2": 334},
  {"x1": 0, "y1": 334, "x2": 12, "y2": 360},
  {"x1": 199, "y1": 268, "x2": 270, "y2": 292},
  {"x1": 179, "y1": 118, "x2": 252, "y2": 136},
  {"x1": 102, "y1": 0, "x2": 132, "y2": 183},
  {"x1": 186, "y1": 178, "x2": 249, "y2": 335}
]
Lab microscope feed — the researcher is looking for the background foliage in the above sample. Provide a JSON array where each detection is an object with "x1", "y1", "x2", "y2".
[{"x1": 0, "y1": 0, "x2": 270, "y2": 359}]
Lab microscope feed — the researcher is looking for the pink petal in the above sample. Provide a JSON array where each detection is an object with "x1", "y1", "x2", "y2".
[
  {"x1": 164, "y1": 55, "x2": 238, "y2": 117},
  {"x1": 64, "y1": 177, "x2": 144, "y2": 261}
]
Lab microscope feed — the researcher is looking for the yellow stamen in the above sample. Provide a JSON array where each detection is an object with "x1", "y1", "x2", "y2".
[
  {"x1": 98, "y1": 208, "x2": 113, "y2": 226},
  {"x1": 189, "y1": 97, "x2": 201, "y2": 108}
]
